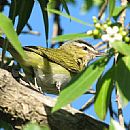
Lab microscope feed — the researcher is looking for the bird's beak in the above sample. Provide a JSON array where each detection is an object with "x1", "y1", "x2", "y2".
[
  {"x1": 93, "y1": 50, "x2": 106, "y2": 57},
  {"x1": 96, "y1": 52, "x2": 106, "y2": 57}
]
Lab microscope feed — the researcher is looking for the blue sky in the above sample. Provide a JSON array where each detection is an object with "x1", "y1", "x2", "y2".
[{"x1": 3, "y1": 0, "x2": 130, "y2": 125}]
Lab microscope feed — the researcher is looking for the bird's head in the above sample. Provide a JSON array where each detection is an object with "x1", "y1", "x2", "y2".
[{"x1": 60, "y1": 40, "x2": 103, "y2": 67}]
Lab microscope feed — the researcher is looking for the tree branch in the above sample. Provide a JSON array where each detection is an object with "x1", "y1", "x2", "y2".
[
  {"x1": 115, "y1": 0, "x2": 128, "y2": 127},
  {"x1": 98, "y1": 0, "x2": 108, "y2": 20},
  {"x1": 0, "y1": 68, "x2": 109, "y2": 130}
]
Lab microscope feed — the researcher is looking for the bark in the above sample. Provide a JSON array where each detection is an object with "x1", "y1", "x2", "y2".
[{"x1": 0, "y1": 68, "x2": 109, "y2": 130}]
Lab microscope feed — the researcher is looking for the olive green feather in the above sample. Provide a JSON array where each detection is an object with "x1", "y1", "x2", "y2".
[{"x1": 23, "y1": 46, "x2": 82, "y2": 73}]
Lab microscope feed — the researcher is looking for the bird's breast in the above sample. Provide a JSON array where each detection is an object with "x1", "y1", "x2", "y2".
[{"x1": 33, "y1": 61, "x2": 73, "y2": 94}]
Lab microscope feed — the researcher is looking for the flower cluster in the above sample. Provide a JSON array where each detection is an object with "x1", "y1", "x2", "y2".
[
  {"x1": 101, "y1": 26, "x2": 122, "y2": 43},
  {"x1": 86, "y1": 16, "x2": 130, "y2": 43}
]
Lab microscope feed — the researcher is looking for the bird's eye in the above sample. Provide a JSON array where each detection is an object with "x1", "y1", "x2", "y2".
[{"x1": 83, "y1": 46, "x2": 88, "y2": 51}]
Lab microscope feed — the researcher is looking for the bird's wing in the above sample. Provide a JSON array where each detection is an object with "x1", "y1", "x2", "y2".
[{"x1": 23, "y1": 46, "x2": 81, "y2": 73}]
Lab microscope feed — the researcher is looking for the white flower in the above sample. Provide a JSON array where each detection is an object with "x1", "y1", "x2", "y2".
[
  {"x1": 101, "y1": 26, "x2": 122, "y2": 43},
  {"x1": 101, "y1": 34, "x2": 110, "y2": 42},
  {"x1": 92, "y1": 16, "x2": 97, "y2": 20},
  {"x1": 109, "y1": 37, "x2": 116, "y2": 43},
  {"x1": 114, "y1": 33, "x2": 122, "y2": 41},
  {"x1": 113, "y1": 26, "x2": 119, "y2": 33},
  {"x1": 106, "y1": 27, "x2": 113, "y2": 34},
  {"x1": 106, "y1": 26, "x2": 119, "y2": 36},
  {"x1": 86, "y1": 30, "x2": 92, "y2": 35}
]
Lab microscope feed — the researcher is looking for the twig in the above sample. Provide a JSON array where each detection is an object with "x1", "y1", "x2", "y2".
[
  {"x1": 79, "y1": 96, "x2": 95, "y2": 111},
  {"x1": 116, "y1": 92, "x2": 125, "y2": 128},
  {"x1": 114, "y1": 53, "x2": 124, "y2": 127},
  {"x1": 85, "y1": 89, "x2": 96, "y2": 94},
  {"x1": 119, "y1": 0, "x2": 128, "y2": 27},
  {"x1": 21, "y1": 30, "x2": 40, "y2": 36},
  {"x1": 26, "y1": 23, "x2": 33, "y2": 30},
  {"x1": 96, "y1": 45, "x2": 108, "y2": 51},
  {"x1": 94, "y1": 42, "x2": 108, "y2": 52},
  {"x1": 110, "y1": 108, "x2": 128, "y2": 129},
  {"x1": 98, "y1": 0, "x2": 109, "y2": 20},
  {"x1": 94, "y1": 42, "x2": 106, "y2": 49},
  {"x1": 115, "y1": 0, "x2": 128, "y2": 128},
  {"x1": 21, "y1": 23, "x2": 41, "y2": 36},
  {"x1": 51, "y1": 1, "x2": 63, "y2": 48}
]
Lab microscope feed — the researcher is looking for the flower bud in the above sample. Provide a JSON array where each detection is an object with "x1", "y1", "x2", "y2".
[
  {"x1": 124, "y1": 37, "x2": 130, "y2": 42},
  {"x1": 95, "y1": 23, "x2": 101, "y2": 29},
  {"x1": 121, "y1": 31, "x2": 127, "y2": 36},
  {"x1": 102, "y1": 24, "x2": 108, "y2": 30},
  {"x1": 86, "y1": 30, "x2": 93, "y2": 35},
  {"x1": 93, "y1": 29, "x2": 99, "y2": 36},
  {"x1": 92, "y1": 16, "x2": 98, "y2": 23}
]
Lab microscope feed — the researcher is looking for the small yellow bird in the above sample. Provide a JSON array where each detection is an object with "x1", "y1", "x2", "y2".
[{"x1": 0, "y1": 38, "x2": 102, "y2": 94}]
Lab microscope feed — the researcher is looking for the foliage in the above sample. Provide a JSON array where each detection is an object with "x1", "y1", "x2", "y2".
[
  {"x1": 0, "y1": 13, "x2": 26, "y2": 59},
  {"x1": 0, "y1": 120, "x2": 13, "y2": 130},
  {"x1": 23, "y1": 122, "x2": 50, "y2": 130},
  {"x1": 0, "y1": 0, "x2": 130, "y2": 130},
  {"x1": 110, "y1": 118, "x2": 125, "y2": 130}
]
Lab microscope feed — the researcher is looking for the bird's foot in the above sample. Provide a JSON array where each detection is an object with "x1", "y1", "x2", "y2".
[
  {"x1": 34, "y1": 77, "x2": 43, "y2": 94},
  {"x1": 56, "y1": 81, "x2": 61, "y2": 93}
]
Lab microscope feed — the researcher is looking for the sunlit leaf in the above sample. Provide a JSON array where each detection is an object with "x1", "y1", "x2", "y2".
[
  {"x1": 9, "y1": 0, "x2": 21, "y2": 24},
  {"x1": 115, "y1": 56, "x2": 130, "y2": 103},
  {"x1": 60, "y1": 0, "x2": 70, "y2": 15},
  {"x1": 94, "y1": 67, "x2": 114, "y2": 120},
  {"x1": 38, "y1": 0, "x2": 49, "y2": 47},
  {"x1": 23, "y1": 122, "x2": 50, "y2": 130},
  {"x1": 116, "y1": 83, "x2": 128, "y2": 108},
  {"x1": 52, "y1": 56, "x2": 108, "y2": 112},
  {"x1": 16, "y1": 0, "x2": 34, "y2": 34},
  {"x1": 51, "y1": 33, "x2": 91, "y2": 42},
  {"x1": 0, "y1": 13, "x2": 26, "y2": 59},
  {"x1": 81, "y1": 0, "x2": 93, "y2": 11},
  {"x1": 113, "y1": 6, "x2": 126, "y2": 20},
  {"x1": 110, "y1": 118, "x2": 125, "y2": 130},
  {"x1": 47, "y1": 8, "x2": 92, "y2": 26},
  {"x1": 0, "y1": 120, "x2": 13, "y2": 130},
  {"x1": 1, "y1": 39, "x2": 9, "y2": 67},
  {"x1": 110, "y1": 41, "x2": 130, "y2": 56},
  {"x1": 109, "y1": 0, "x2": 115, "y2": 18}
]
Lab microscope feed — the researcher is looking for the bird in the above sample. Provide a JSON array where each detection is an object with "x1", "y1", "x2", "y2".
[{"x1": 0, "y1": 38, "x2": 103, "y2": 94}]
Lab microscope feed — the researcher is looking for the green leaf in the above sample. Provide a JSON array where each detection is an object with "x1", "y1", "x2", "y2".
[
  {"x1": 116, "y1": 82, "x2": 128, "y2": 107},
  {"x1": 9, "y1": 0, "x2": 21, "y2": 24},
  {"x1": 81, "y1": 0, "x2": 93, "y2": 11},
  {"x1": 109, "y1": 0, "x2": 115, "y2": 18},
  {"x1": 51, "y1": 33, "x2": 91, "y2": 42},
  {"x1": 113, "y1": 6, "x2": 126, "y2": 20},
  {"x1": 110, "y1": 118, "x2": 125, "y2": 130},
  {"x1": 38, "y1": 0, "x2": 49, "y2": 47},
  {"x1": 0, "y1": 13, "x2": 26, "y2": 59},
  {"x1": 23, "y1": 122, "x2": 50, "y2": 130},
  {"x1": 115, "y1": 56, "x2": 130, "y2": 103},
  {"x1": 110, "y1": 41, "x2": 130, "y2": 56},
  {"x1": 94, "y1": 67, "x2": 114, "y2": 120},
  {"x1": 47, "y1": 8, "x2": 93, "y2": 26},
  {"x1": 1, "y1": 39, "x2": 9, "y2": 67},
  {"x1": 16, "y1": 0, "x2": 34, "y2": 34},
  {"x1": 60, "y1": 0, "x2": 70, "y2": 15},
  {"x1": 52, "y1": 56, "x2": 108, "y2": 112},
  {"x1": 0, "y1": 120, "x2": 13, "y2": 130}
]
